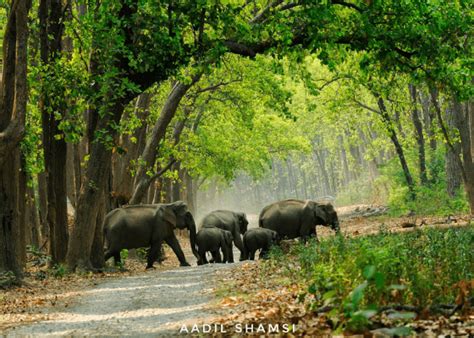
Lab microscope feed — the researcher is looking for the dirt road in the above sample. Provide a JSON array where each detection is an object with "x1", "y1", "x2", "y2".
[{"x1": 5, "y1": 247, "x2": 243, "y2": 337}]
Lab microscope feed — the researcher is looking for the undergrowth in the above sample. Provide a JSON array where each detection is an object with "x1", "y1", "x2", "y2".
[{"x1": 266, "y1": 225, "x2": 474, "y2": 333}]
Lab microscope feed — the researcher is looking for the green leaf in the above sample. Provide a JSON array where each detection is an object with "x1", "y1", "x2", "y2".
[{"x1": 363, "y1": 265, "x2": 376, "y2": 279}]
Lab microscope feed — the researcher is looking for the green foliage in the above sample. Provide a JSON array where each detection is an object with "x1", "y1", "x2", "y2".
[
  {"x1": 50, "y1": 264, "x2": 67, "y2": 278},
  {"x1": 378, "y1": 150, "x2": 469, "y2": 216},
  {"x1": 27, "y1": 245, "x2": 51, "y2": 267},
  {"x1": 0, "y1": 271, "x2": 17, "y2": 289},
  {"x1": 270, "y1": 226, "x2": 474, "y2": 333}
]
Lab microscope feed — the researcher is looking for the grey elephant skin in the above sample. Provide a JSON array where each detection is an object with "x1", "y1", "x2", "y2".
[
  {"x1": 259, "y1": 199, "x2": 339, "y2": 241},
  {"x1": 196, "y1": 227, "x2": 233, "y2": 265},
  {"x1": 243, "y1": 228, "x2": 280, "y2": 260},
  {"x1": 103, "y1": 201, "x2": 199, "y2": 268},
  {"x1": 201, "y1": 210, "x2": 248, "y2": 260}
]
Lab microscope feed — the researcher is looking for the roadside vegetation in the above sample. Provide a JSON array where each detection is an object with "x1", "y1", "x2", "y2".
[{"x1": 214, "y1": 223, "x2": 474, "y2": 336}]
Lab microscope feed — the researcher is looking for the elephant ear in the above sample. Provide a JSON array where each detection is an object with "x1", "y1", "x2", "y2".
[
  {"x1": 224, "y1": 231, "x2": 233, "y2": 245},
  {"x1": 312, "y1": 203, "x2": 328, "y2": 225},
  {"x1": 161, "y1": 206, "x2": 177, "y2": 228},
  {"x1": 238, "y1": 212, "x2": 248, "y2": 234}
]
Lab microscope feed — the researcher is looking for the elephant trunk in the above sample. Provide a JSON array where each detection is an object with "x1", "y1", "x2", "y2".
[
  {"x1": 332, "y1": 221, "x2": 340, "y2": 234},
  {"x1": 188, "y1": 220, "x2": 200, "y2": 261}
]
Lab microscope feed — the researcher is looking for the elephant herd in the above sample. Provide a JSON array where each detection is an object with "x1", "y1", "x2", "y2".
[{"x1": 103, "y1": 199, "x2": 340, "y2": 269}]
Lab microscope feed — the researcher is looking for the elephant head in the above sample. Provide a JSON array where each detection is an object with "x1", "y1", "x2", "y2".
[
  {"x1": 166, "y1": 201, "x2": 200, "y2": 259},
  {"x1": 237, "y1": 212, "x2": 249, "y2": 235},
  {"x1": 314, "y1": 202, "x2": 340, "y2": 233},
  {"x1": 270, "y1": 231, "x2": 281, "y2": 245}
]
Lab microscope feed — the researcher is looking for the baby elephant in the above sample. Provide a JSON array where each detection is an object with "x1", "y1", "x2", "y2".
[
  {"x1": 243, "y1": 228, "x2": 280, "y2": 260},
  {"x1": 196, "y1": 227, "x2": 234, "y2": 265}
]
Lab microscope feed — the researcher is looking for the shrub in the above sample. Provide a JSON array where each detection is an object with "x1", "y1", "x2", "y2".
[{"x1": 271, "y1": 225, "x2": 474, "y2": 333}]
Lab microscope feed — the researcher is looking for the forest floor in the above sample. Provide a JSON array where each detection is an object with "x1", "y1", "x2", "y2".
[{"x1": 1, "y1": 205, "x2": 472, "y2": 336}]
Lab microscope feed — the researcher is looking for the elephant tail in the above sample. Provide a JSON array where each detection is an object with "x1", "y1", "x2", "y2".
[{"x1": 103, "y1": 225, "x2": 109, "y2": 250}]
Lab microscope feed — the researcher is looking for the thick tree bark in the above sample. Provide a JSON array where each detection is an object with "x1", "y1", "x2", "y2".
[
  {"x1": 39, "y1": 0, "x2": 69, "y2": 264},
  {"x1": 0, "y1": 0, "x2": 31, "y2": 278},
  {"x1": 409, "y1": 84, "x2": 428, "y2": 185},
  {"x1": 26, "y1": 185, "x2": 41, "y2": 248},
  {"x1": 112, "y1": 93, "x2": 151, "y2": 206},
  {"x1": 66, "y1": 101, "x2": 126, "y2": 271},
  {"x1": 430, "y1": 87, "x2": 474, "y2": 213},
  {"x1": 452, "y1": 99, "x2": 474, "y2": 213},
  {"x1": 129, "y1": 76, "x2": 201, "y2": 205},
  {"x1": 37, "y1": 173, "x2": 48, "y2": 241},
  {"x1": 445, "y1": 105, "x2": 462, "y2": 197}
]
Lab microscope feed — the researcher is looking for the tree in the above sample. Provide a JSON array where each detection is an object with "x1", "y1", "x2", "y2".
[{"x1": 0, "y1": 0, "x2": 32, "y2": 279}]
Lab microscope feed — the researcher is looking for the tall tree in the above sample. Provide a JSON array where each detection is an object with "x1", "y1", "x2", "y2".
[
  {"x1": 39, "y1": 0, "x2": 69, "y2": 264},
  {"x1": 0, "y1": 0, "x2": 31, "y2": 279}
]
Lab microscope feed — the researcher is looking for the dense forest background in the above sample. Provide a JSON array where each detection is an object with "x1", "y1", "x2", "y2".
[{"x1": 0, "y1": 0, "x2": 472, "y2": 280}]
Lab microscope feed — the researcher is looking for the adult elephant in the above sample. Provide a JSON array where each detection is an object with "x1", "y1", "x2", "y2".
[
  {"x1": 201, "y1": 210, "x2": 248, "y2": 260},
  {"x1": 259, "y1": 199, "x2": 339, "y2": 241},
  {"x1": 196, "y1": 228, "x2": 234, "y2": 265},
  {"x1": 104, "y1": 201, "x2": 199, "y2": 269}
]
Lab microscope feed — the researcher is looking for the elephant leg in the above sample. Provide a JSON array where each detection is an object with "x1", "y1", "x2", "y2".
[
  {"x1": 113, "y1": 252, "x2": 122, "y2": 265},
  {"x1": 249, "y1": 250, "x2": 256, "y2": 260},
  {"x1": 147, "y1": 242, "x2": 161, "y2": 269},
  {"x1": 165, "y1": 235, "x2": 190, "y2": 266},
  {"x1": 104, "y1": 250, "x2": 113, "y2": 263},
  {"x1": 211, "y1": 250, "x2": 222, "y2": 263},
  {"x1": 259, "y1": 247, "x2": 269, "y2": 260},
  {"x1": 221, "y1": 247, "x2": 229, "y2": 263},
  {"x1": 227, "y1": 246, "x2": 234, "y2": 263},
  {"x1": 156, "y1": 246, "x2": 166, "y2": 263},
  {"x1": 198, "y1": 249, "x2": 208, "y2": 265}
]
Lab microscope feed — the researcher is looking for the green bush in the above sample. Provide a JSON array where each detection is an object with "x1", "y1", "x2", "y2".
[
  {"x1": 271, "y1": 225, "x2": 474, "y2": 332},
  {"x1": 375, "y1": 148, "x2": 468, "y2": 216}
]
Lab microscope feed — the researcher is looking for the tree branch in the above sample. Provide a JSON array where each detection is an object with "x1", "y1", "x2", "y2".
[
  {"x1": 353, "y1": 99, "x2": 380, "y2": 115},
  {"x1": 331, "y1": 0, "x2": 363, "y2": 13}
]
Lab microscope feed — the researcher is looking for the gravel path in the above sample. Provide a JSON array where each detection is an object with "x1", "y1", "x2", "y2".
[{"x1": 5, "y1": 261, "x2": 239, "y2": 337}]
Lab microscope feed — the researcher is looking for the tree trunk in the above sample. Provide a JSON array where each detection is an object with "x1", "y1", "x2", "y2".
[
  {"x1": 376, "y1": 97, "x2": 416, "y2": 200},
  {"x1": 445, "y1": 105, "x2": 462, "y2": 197},
  {"x1": 452, "y1": 99, "x2": 474, "y2": 213},
  {"x1": 0, "y1": 0, "x2": 31, "y2": 278},
  {"x1": 152, "y1": 178, "x2": 163, "y2": 203},
  {"x1": 66, "y1": 101, "x2": 126, "y2": 271},
  {"x1": 26, "y1": 184, "x2": 41, "y2": 248},
  {"x1": 37, "y1": 173, "x2": 48, "y2": 242},
  {"x1": 39, "y1": 0, "x2": 69, "y2": 264},
  {"x1": 112, "y1": 93, "x2": 151, "y2": 206},
  {"x1": 430, "y1": 87, "x2": 474, "y2": 213},
  {"x1": 419, "y1": 90, "x2": 437, "y2": 151},
  {"x1": 409, "y1": 84, "x2": 428, "y2": 185},
  {"x1": 130, "y1": 76, "x2": 201, "y2": 205}
]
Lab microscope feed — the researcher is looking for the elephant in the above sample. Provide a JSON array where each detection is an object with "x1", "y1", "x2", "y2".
[
  {"x1": 259, "y1": 199, "x2": 339, "y2": 241},
  {"x1": 243, "y1": 228, "x2": 280, "y2": 260},
  {"x1": 200, "y1": 210, "x2": 249, "y2": 261},
  {"x1": 196, "y1": 228, "x2": 234, "y2": 265},
  {"x1": 103, "y1": 201, "x2": 199, "y2": 269}
]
